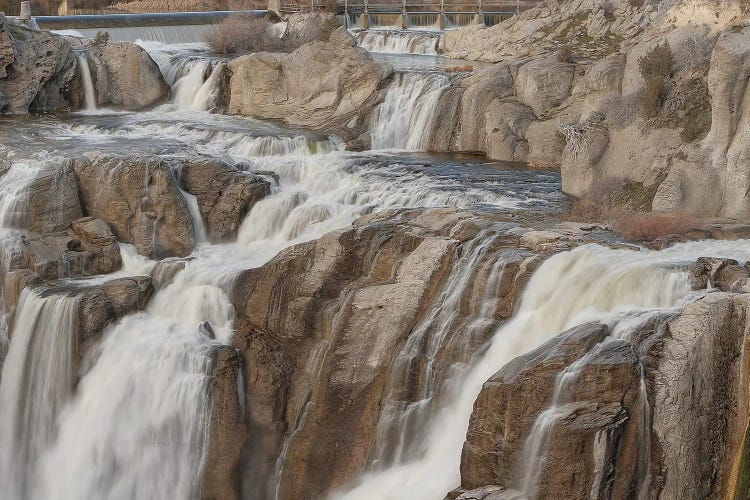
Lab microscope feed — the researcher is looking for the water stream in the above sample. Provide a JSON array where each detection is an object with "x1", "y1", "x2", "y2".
[{"x1": 1, "y1": 28, "x2": 748, "y2": 500}]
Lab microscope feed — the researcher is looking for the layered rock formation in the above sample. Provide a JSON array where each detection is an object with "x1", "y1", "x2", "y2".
[
  {"x1": 226, "y1": 210, "x2": 611, "y2": 500},
  {"x1": 456, "y1": 286, "x2": 750, "y2": 499},
  {"x1": 430, "y1": 0, "x2": 750, "y2": 216},
  {"x1": 181, "y1": 159, "x2": 271, "y2": 243},
  {"x1": 70, "y1": 154, "x2": 196, "y2": 259}
]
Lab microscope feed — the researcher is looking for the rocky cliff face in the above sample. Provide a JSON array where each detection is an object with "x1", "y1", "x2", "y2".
[
  {"x1": 426, "y1": 0, "x2": 750, "y2": 216},
  {"x1": 456, "y1": 283, "x2": 750, "y2": 500}
]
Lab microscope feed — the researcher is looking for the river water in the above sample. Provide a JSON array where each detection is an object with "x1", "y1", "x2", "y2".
[{"x1": 0, "y1": 34, "x2": 748, "y2": 500}]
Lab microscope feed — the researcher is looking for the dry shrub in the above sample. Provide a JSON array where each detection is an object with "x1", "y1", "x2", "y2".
[
  {"x1": 204, "y1": 15, "x2": 284, "y2": 54},
  {"x1": 445, "y1": 64, "x2": 473, "y2": 73},
  {"x1": 637, "y1": 42, "x2": 674, "y2": 119},
  {"x1": 611, "y1": 212, "x2": 699, "y2": 241}
]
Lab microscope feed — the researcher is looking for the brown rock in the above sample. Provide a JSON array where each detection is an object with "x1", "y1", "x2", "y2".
[
  {"x1": 202, "y1": 346, "x2": 246, "y2": 500},
  {"x1": 70, "y1": 155, "x2": 195, "y2": 259},
  {"x1": 181, "y1": 160, "x2": 271, "y2": 242}
]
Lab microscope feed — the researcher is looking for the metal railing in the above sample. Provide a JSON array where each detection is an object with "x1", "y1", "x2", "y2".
[{"x1": 280, "y1": 0, "x2": 538, "y2": 28}]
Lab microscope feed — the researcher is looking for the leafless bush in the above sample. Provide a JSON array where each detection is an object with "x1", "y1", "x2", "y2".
[
  {"x1": 612, "y1": 212, "x2": 699, "y2": 241},
  {"x1": 204, "y1": 15, "x2": 285, "y2": 54},
  {"x1": 558, "y1": 112, "x2": 605, "y2": 159}
]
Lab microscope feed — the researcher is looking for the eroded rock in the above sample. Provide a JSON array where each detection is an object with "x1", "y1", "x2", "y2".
[
  {"x1": 180, "y1": 159, "x2": 271, "y2": 242},
  {"x1": 69, "y1": 154, "x2": 195, "y2": 259}
]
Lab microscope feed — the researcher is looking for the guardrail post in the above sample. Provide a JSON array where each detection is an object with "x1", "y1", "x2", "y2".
[
  {"x1": 363, "y1": 0, "x2": 369, "y2": 29},
  {"x1": 474, "y1": 0, "x2": 483, "y2": 25},
  {"x1": 400, "y1": 0, "x2": 407, "y2": 29},
  {"x1": 19, "y1": 1, "x2": 31, "y2": 20},
  {"x1": 439, "y1": 0, "x2": 445, "y2": 30},
  {"x1": 344, "y1": 0, "x2": 349, "y2": 28}
]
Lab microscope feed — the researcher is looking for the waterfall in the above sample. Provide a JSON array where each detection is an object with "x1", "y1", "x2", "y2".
[
  {"x1": 35, "y1": 314, "x2": 218, "y2": 500},
  {"x1": 57, "y1": 25, "x2": 213, "y2": 44},
  {"x1": 0, "y1": 160, "x2": 43, "y2": 228},
  {"x1": 0, "y1": 289, "x2": 80, "y2": 500},
  {"x1": 76, "y1": 54, "x2": 97, "y2": 112},
  {"x1": 370, "y1": 72, "x2": 450, "y2": 150},
  {"x1": 354, "y1": 30, "x2": 441, "y2": 55},
  {"x1": 369, "y1": 232, "x2": 505, "y2": 468},
  {"x1": 335, "y1": 240, "x2": 750, "y2": 499}
]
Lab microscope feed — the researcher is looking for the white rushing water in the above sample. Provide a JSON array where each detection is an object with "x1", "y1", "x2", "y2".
[
  {"x1": 76, "y1": 54, "x2": 98, "y2": 112},
  {"x1": 355, "y1": 30, "x2": 441, "y2": 55},
  {"x1": 370, "y1": 72, "x2": 450, "y2": 150},
  {"x1": 0, "y1": 289, "x2": 80, "y2": 500},
  {"x1": 336, "y1": 239, "x2": 750, "y2": 499}
]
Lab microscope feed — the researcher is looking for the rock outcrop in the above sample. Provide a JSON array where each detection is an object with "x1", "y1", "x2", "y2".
[
  {"x1": 226, "y1": 209, "x2": 594, "y2": 500},
  {"x1": 229, "y1": 27, "x2": 392, "y2": 141},
  {"x1": 69, "y1": 154, "x2": 195, "y2": 259},
  {"x1": 0, "y1": 16, "x2": 77, "y2": 113},
  {"x1": 0, "y1": 15, "x2": 169, "y2": 113},
  {"x1": 82, "y1": 40, "x2": 170, "y2": 110},
  {"x1": 456, "y1": 290, "x2": 750, "y2": 499},
  {"x1": 180, "y1": 159, "x2": 271, "y2": 243}
]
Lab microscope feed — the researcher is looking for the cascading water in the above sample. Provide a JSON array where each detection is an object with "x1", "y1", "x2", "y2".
[
  {"x1": 354, "y1": 30, "x2": 441, "y2": 55},
  {"x1": 370, "y1": 72, "x2": 450, "y2": 150},
  {"x1": 369, "y1": 232, "x2": 507, "y2": 468},
  {"x1": 76, "y1": 53, "x2": 98, "y2": 112},
  {"x1": 0, "y1": 289, "x2": 80, "y2": 500},
  {"x1": 171, "y1": 60, "x2": 224, "y2": 112},
  {"x1": 35, "y1": 315, "x2": 218, "y2": 500},
  {"x1": 336, "y1": 240, "x2": 750, "y2": 499}
]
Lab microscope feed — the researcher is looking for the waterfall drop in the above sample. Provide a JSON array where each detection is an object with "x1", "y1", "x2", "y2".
[
  {"x1": 76, "y1": 54, "x2": 98, "y2": 112},
  {"x1": 370, "y1": 72, "x2": 450, "y2": 150}
]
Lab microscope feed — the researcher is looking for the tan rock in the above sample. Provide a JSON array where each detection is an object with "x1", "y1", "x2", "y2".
[
  {"x1": 69, "y1": 154, "x2": 195, "y2": 259},
  {"x1": 229, "y1": 27, "x2": 391, "y2": 140}
]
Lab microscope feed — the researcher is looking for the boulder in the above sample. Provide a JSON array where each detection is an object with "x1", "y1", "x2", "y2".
[
  {"x1": 484, "y1": 100, "x2": 535, "y2": 161},
  {"x1": 24, "y1": 163, "x2": 83, "y2": 234},
  {"x1": 2, "y1": 222, "x2": 122, "y2": 281},
  {"x1": 455, "y1": 65, "x2": 515, "y2": 153},
  {"x1": 69, "y1": 155, "x2": 195, "y2": 259},
  {"x1": 180, "y1": 160, "x2": 271, "y2": 242},
  {"x1": 514, "y1": 57, "x2": 575, "y2": 118},
  {"x1": 77, "y1": 276, "x2": 154, "y2": 357},
  {"x1": 229, "y1": 27, "x2": 392, "y2": 140},
  {"x1": 83, "y1": 41, "x2": 170, "y2": 110},
  {"x1": 0, "y1": 22, "x2": 77, "y2": 113}
]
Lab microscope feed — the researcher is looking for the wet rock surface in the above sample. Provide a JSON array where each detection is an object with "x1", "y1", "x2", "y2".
[
  {"x1": 69, "y1": 154, "x2": 195, "y2": 259},
  {"x1": 181, "y1": 159, "x2": 272, "y2": 243}
]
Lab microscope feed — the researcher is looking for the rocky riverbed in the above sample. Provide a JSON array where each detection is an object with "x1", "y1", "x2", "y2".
[{"x1": 1, "y1": 1, "x2": 750, "y2": 499}]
